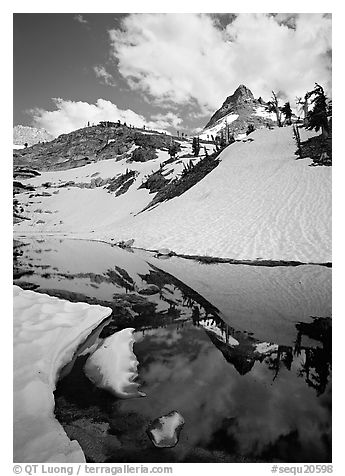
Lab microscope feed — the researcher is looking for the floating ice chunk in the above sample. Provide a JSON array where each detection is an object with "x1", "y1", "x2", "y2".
[
  {"x1": 147, "y1": 411, "x2": 185, "y2": 448},
  {"x1": 84, "y1": 328, "x2": 145, "y2": 399}
]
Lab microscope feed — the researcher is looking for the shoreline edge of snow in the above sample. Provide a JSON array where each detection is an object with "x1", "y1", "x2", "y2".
[{"x1": 13, "y1": 285, "x2": 112, "y2": 463}]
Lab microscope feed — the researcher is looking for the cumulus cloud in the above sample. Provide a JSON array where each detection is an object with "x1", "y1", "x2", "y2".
[
  {"x1": 73, "y1": 14, "x2": 88, "y2": 25},
  {"x1": 150, "y1": 112, "x2": 183, "y2": 129},
  {"x1": 109, "y1": 13, "x2": 331, "y2": 111},
  {"x1": 29, "y1": 98, "x2": 182, "y2": 137},
  {"x1": 93, "y1": 65, "x2": 116, "y2": 86}
]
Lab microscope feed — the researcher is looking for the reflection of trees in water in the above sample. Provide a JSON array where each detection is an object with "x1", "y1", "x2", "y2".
[
  {"x1": 140, "y1": 264, "x2": 220, "y2": 315},
  {"x1": 106, "y1": 266, "x2": 135, "y2": 293},
  {"x1": 13, "y1": 241, "x2": 33, "y2": 279},
  {"x1": 297, "y1": 347, "x2": 330, "y2": 396},
  {"x1": 16, "y1": 243, "x2": 331, "y2": 396},
  {"x1": 118, "y1": 265, "x2": 332, "y2": 395},
  {"x1": 266, "y1": 346, "x2": 294, "y2": 380},
  {"x1": 200, "y1": 313, "x2": 331, "y2": 395},
  {"x1": 294, "y1": 317, "x2": 331, "y2": 396}
]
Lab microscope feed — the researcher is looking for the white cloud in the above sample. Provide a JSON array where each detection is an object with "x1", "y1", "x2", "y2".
[
  {"x1": 109, "y1": 13, "x2": 331, "y2": 111},
  {"x1": 150, "y1": 112, "x2": 183, "y2": 129},
  {"x1": 93, "y1": 65, "x2": 116, "y2": 86},
  {"x1": 29, "y1": 98, "x2": 182, "y2": 137},
  {"x1": 73, "y1": 14, "x2": 88, "y2": 25},
  {"x1": 191, "y1": 126, "x2": 203, "y2": 134}
]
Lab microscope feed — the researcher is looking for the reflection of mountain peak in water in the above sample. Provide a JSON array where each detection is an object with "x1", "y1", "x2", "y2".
[
  {"x1": 199, "y1": 313, "x2": 331, "y2": 394},
  {"x1": 200, "y1": 318, "x2": 263, "y2": 375}
]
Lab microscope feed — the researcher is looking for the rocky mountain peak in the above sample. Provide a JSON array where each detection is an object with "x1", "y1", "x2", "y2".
[
  {"x1": 229, "y1": 84, "x2": 254, "y2": 104},
  {"x1": 204, "y1": 84, "x2": 257, "y2": 129},
  {"x1": 200, "y1": 85, "x2": 276, "y2": 139}
]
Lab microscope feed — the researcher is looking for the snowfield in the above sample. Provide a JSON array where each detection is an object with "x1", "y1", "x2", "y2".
[
  {"x1": 107, "y1": 127, "x2": 331, "y2": 262},
  {"x1": 13, "y1": 285, "x2": 112, "y2": 462},
  {"x1": 198, "y1": 113, "x2": 239, "y2": 140},
  {"x1": 254, "y1": 106, "x2": 277, "y2": 121},
  {"x1": 14, "y1": 126, "x2": 331, "y2": 263}
]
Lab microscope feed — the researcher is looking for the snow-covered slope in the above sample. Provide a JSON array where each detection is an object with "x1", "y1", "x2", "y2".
[
  {"x1": 14, "y1": 126, "x2": 331, "y2": 263},
  {"x1": 13, "y1": 140, "x2": 213, "y2": 233},
  {"x1": 104, "y1": 127, "x2": 331, "y2": 263},
  {"x1": 198, "y1": 114, "x2": 239, "y2": 140},
  {"x1": 13, "y1": 285, "x2": 112, "y2": 462}
]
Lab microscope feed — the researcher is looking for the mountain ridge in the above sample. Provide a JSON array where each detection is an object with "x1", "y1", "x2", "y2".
[
  {"x1": 13, "y1": 125, "x2": 54, "y2": 147},
  {"x1": 200, "y1": 84, "x2": 275, "y2": 140},
  {"x1": 205, "y1": 84, "x2": 257, "y2": 128}
]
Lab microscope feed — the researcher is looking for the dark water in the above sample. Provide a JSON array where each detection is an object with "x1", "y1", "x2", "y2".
[{"x1": 14, "y1": 237, "x2": 332, "y2": 463}]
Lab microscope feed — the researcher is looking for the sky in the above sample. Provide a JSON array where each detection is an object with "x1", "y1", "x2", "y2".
[{"x1": 13, "y1": 13, "x2": 332, "y2": 137}]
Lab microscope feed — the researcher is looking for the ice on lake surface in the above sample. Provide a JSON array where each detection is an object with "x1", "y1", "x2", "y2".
[
  {"x1": 84, "y1": 328, "x2": 146, "y2": 399},
  {"x1": 147, "y1": 411, "x2": 185, "y2": 448},
  {"x1": 14, "y1": 237, "x2": 331, "y2": 463}
]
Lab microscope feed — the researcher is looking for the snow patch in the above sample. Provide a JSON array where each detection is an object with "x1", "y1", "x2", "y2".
[
  {"x1": 198, "y1": 114, "x2": 239, "y2": 140},
  {"x1": 254, "y1": 106, "x2": 277, "y2": 121},
  {"x1": 13, "y1": 285, "x2": 112, "y2": 462}
]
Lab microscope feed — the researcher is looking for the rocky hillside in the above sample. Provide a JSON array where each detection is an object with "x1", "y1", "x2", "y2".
[
  {"x1": 13, "y1": 124, "x2": 331, "y2": 263},
  {"x1": 13, "y1": 124, "x2": 183, "y2": 172},
  {"x1": 13, "y1": 125, "x2": 54, "y2": 147},
  {"x1": 199, "y1": 84, "x2": 276, "y2": 140}
]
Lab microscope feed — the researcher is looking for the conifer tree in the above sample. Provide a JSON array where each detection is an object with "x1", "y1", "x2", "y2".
[
  {"x1": 192, "y1": 137, "x2": 200, "y2": 157},
  {"x1": 305, "y1": 83, "x2": 331, "y2": 139},
  {"x1": 281, "y1": 102, "x2": 293, "y2": 125},
  {"x1": 168, "y1": 141, "x2": 180, "y2": 159}
]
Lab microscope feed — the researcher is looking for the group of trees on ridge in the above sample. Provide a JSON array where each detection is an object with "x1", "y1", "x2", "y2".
[{"x1": 267, "y1": 83, "x2": 331, "y2": 139}]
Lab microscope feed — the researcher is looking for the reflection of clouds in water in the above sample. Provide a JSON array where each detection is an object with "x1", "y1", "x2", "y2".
[
  {"x1": 19, "y1": 239, "x2": 331, "y2": 461},
  {"x1": 124, "y1": 329, "x2": 331, "y2": 460},
  {"x1": 136, "y1": 327, "x2": 183, "y2": 347},
  {"x1": 142, "y1": 356, "x2": 193, "y2": 386},
  {"x1": 226, "y1": 358, "x2": 331, "y2": 459}
]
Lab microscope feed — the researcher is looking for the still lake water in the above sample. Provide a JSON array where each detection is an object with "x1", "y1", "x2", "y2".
[{"x1": 14, "y1": 237, "x2": 332, "y2": 463}]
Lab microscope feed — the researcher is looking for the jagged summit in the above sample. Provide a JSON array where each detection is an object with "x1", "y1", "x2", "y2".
[
  {"x1": 205, "y1": 84, "x2": 256, "y2": 129},
  {"x1": 201, "y1": 84, "x2": 275, "y2": 140},
  {"x1": 225, "y1": 84, "x2": 255, "y2": 105}
]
